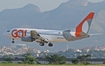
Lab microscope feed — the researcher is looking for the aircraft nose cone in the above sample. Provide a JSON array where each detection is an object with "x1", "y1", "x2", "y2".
[
  {"x1": 3, "y1": 32, "x2": 8, "y2": 36},
  {"x1": 4, "y1": 30, "x2": 12, "y2": 38}
]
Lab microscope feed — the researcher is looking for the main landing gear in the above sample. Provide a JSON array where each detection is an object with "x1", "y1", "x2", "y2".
[
  {"x1": 48, "y1": 43, "x2": 53, "y2": 47},
  {"x1": 39, "y1": 42, "x2": 53, "y2": 47},
  {"x1": 39, "y1": 43, "x2": 44, "y2": 46}
]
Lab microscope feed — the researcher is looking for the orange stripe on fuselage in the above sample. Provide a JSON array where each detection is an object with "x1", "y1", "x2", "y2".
[{"x1": 75, "y1": 12, "x2": 94, "y2": 37}]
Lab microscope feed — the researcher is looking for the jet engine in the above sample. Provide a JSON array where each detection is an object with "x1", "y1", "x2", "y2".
[{"x1": 21, "y1": 36, "x2": 33, "y2": 42}]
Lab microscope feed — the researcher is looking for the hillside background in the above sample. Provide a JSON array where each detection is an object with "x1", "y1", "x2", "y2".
[{"x1": 0, "y1": 0, "x2": 105, "y2": 51}]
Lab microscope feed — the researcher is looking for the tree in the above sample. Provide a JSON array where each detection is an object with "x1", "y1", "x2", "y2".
[
  {"x1": 22, "y1": 53, "x2": 40, "y2": 64},
  {"x1": 77, "y1": 54, "x2": 91, "y2": 64},
  {"x1": 103, "y1": 61, "x2": 105, "y2": 64},
  {"x1": 3, "y1": 57, "x2": 12, "y2": 63},
  {"x1": 46, "y1": 54, "x2": 66, "y2": 64},
  {"x1": 71, "y1": 59, "x2": 79, "y2": 64}
]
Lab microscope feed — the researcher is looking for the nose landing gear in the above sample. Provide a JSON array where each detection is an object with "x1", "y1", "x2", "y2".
[{"x1": 12, "y1": 39, "x2": 15, "y2": 43}]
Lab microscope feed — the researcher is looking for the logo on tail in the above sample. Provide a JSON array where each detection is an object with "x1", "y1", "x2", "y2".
[{"x1": 75, "y1": 12, "x2": 95, "y2": 37}]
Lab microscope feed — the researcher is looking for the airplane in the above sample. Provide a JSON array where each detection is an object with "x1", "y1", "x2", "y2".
[{"x1": 4, "y1": 12, "x2": 95, "y2": 47}]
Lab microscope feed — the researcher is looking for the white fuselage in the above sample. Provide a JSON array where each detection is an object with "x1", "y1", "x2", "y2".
[{"x1": 5, "y1": 28, "x2": 82, "y2": 43}]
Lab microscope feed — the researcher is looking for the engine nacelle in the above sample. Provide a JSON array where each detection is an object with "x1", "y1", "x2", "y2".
[{"x1": 21, "y1": 36, "x2": 33, "y2": 42}]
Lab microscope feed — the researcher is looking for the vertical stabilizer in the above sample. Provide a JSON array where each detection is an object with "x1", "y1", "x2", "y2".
[{"x1": 75, "y1": 12, "x2": 95, "y2": 37}]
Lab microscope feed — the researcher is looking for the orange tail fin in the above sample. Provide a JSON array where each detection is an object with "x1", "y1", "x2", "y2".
[{"x1": 75, "y1": 12, "x2": 95, "y2": 37}]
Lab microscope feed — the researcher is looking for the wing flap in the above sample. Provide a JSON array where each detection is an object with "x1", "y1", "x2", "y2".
[
  {"x1": 30, "y1": 30, "x2": 40, "y2": 39},
  {"x1": 30, "y1": 30, "x2": 48, "y2": 43}
]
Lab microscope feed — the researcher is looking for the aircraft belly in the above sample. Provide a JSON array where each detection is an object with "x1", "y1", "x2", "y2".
[{"x1": 41, "y1": 35, "x2": 67, "y2": 42}]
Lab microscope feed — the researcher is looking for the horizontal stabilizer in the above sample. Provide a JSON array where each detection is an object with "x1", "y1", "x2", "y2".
[{"x1": 89, "y1": 33, "x2": 103, "y2": 36}]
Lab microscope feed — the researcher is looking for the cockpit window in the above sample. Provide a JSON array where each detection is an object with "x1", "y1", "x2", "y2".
[{"x1": 7, "y1": 30, "x2": 10, "y2": 32}]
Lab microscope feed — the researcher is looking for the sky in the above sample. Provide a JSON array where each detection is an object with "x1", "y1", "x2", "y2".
[{"x1": 0, "y1": 0, "x2": 104, "y2": 12}]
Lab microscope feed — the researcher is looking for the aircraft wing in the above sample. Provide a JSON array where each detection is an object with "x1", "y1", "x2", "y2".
[{"x1": 30, "y1": 30, "x2": 48, "y2": 43}]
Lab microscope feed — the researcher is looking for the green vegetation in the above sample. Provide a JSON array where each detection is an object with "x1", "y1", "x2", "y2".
[
  {"x1": 0, "y1": 64, "x2": 105, "y2": 66},
  {"x1": 21, "y1": 53, "x2": 40, "y2": 64},
  {"x1": 2, "y1": 57, "x2": 12, "y2": 63},
  {"x1": 1, "y1": 53, "x2": 105, "y2": 66},
  {"x1": 71, "y1": 54, "x2": 91, "y2": 65},
  {"x1": 46, "y1": 54, "x2": 66, "y2": 64}
]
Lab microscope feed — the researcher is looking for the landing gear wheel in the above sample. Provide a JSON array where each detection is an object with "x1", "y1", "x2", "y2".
[
  {"x1": 12, "y1": 39, "x2": 15, "y2": 43},
  {"x1": 39, "y1": 43, "x2": 44, "y2": 46},
  {"x1": 48, "y1": 43, "x2": 53, "y2": 47},
  {"x1": 12, "y1": 41, "x2": 14, "y2": 43}
]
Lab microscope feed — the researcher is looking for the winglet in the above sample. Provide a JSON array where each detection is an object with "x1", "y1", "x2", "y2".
[{"x1": 75, "y1": 12, "x2": 95, "y2": 37}]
